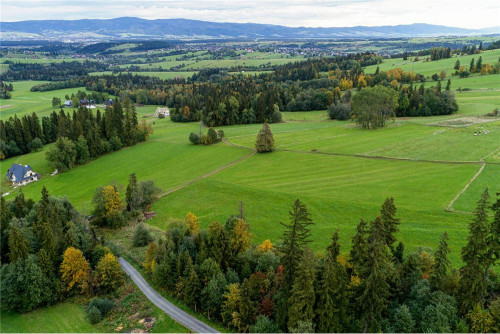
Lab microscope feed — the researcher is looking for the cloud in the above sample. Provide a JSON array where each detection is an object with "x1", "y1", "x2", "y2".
[{"x1": 1, "y1": 0, "x2": 498, "y2": 29}]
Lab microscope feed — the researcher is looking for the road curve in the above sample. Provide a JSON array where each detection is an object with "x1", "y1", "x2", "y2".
[{"x1": 119, "y1": 257, "x2": 219, "y2": 333}]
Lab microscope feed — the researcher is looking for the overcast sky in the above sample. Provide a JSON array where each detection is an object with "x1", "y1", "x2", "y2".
[{"x1": 1, "y1": 0, "x2": 499, "y2": 29}]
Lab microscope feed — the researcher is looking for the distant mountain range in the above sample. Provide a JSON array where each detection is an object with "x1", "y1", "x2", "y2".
[{"x1": 1, "y1": 17, "x2": 499, "y2": 41}]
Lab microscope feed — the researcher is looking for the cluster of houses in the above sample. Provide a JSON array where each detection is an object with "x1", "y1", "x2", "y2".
[
  {"x1": 63, "y1": 98, "x2": 114, "y2": 108},
  {"x1": 5, "y1": 164, "x2": 40, "y2": 187}
]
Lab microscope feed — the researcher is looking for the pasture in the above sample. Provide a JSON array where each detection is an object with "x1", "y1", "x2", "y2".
[
  {"x1": 0, "y1": 81, "x2": 91, "y2": 120},
  {"x1": 1, "y1": 48, "x2": 499, "y2": 267},
  {"x1": 1, "y1": 303, "x2": 97, "y2": 333},
  {"x1": 364, "y1": 48, "x2": 500, "y2": 78}
]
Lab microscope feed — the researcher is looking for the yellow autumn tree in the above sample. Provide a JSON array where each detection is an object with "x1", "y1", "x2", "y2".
[
  {"x1": 185, "y1": 212, "x2": 199, "y2": 234},
  {"x1": 143, "y1": 242, "x2": 157, "y2": 275},
  {"x1": 357, "y1": 75, "x2": 367, "y2": 90},
  {"x1": 95, "y1": 253, "x2": 124, "y2": 292},
  {"x1": 257, "y1": 239, "x2": 273, "y2": 253},
  {"x1": 102, "y1": 185, "x2": 122, "y2": 217},
  {"x1": 229, "y1": 219, "x2": 253, "y2": 255},
  {"x1": 60, "y1": 247, "x2": 91, "y2": 293},
  {"x1": 222, "y1": 283, "x2": 241, "y2": 327},
  {"x1": 340, "y1": 78, "x2": 353, "y2": 90}
]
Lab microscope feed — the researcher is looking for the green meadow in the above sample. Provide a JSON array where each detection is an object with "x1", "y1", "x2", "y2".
[
  {"x1": 0, "y1": 81, "x2": 91, "y2": 120},
  {"x1": 1, "y1": 303, "x2": 97, "y2": 333},
  {"x1": 364, "y1": 48, "x2": 500, "y2": 78},
  {"x1": 2, "y1": 51, "x2": 499, "y2": 268}
]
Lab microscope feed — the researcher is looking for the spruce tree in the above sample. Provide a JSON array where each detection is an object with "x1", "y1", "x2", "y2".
[
  {"x1": 287, "y1": 248, "x2": 316, "y2": 331},
  {"x1": 255, "y1": 123, "x2": 275, "y2": 153},
  {"x1": 350, "y1": 219, "x2": 369, "y2": 274},
  {"x1": 430, "y1": 231, "x2": 451, "y2": 291},
  {"x1": 357, "y1": 216, "x2": 392, "y2": 332},
  {"x1": 317, "y1": 230, "x2": 350, "y2": 332},
  {"x1": 9, "y1": 226, "x2": 29, "y2": 262},
  {"x1": 239, "y1": 278, "x2": 257, "y2": 332},
  {"x1": 280, "y1": 199, "x2": 314, "y2": 291},
  {"x1": 459, "y1": 189, "x2": 490, "y2": 313},
  {"x1": 476, "y1": 56, "x2": 483, "y2": 73},
  {"x1": 446, "y1": 79, "x2": 451, "y2": 91},
  {"x1": 380, "y1": 197, "x2": 400, "y2": 252}
]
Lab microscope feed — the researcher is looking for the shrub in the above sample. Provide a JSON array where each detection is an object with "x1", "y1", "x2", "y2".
[
  {"x1": 460, "y1": 70, "x2": 471, "y2": 78},
  {"x1": 28, "y1": 138, "x2": 43, "y2": 152},
  {"x1": 87, "y1": 306, "x2": 102, "y2": 324},
  {"x1": 217, "y1": 129, "x2": 225, "y2": 139},
  {"x1": 109, "y1": 136, "x2": 122, "y2": 151},
  {"x1": 207, "y1": 127, "x2": 219, "y2": 144},
  {"x1": 250, "y1": 315, "x2": 279, "y2": 333},
  {"x1": 88, "y1": 298, "x2": 115, "y2": 317},
  {"x1": 189, "y1": 132, "x2": 200, "y2": 145},
  {"x1": 328, "y1": 102, "x2": 351, "y2": 120},
  {"x1": 133, "y1": 224, "x2": 153, "y2": 247}
]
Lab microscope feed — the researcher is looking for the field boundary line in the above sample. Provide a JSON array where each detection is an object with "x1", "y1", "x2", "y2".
[
  {"x1": 158, "y1": 142, "x2": 255, "y2": 198},
  {"x1": 281, "y1": 148, "x2": 486, "y2": 165},
  {"x1": 445, "y1": 163, "x2": 486, "y2": 213}
]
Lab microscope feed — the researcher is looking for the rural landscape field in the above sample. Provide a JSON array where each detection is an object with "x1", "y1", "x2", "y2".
[{"x1": 1, "y1": 1, "x2": 500, "y2": 333}]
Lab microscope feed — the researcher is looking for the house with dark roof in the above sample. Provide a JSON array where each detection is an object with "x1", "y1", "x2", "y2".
[
  {"x1": 105, "y1": 98, "x2": 113, "y2": 107},
  {"x1": 5, "y1": 164, "x2": 40, "y2": 186}
]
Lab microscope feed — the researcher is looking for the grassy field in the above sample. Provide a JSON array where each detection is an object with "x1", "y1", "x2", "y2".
[
  {"x1": 364, "y1": 48, "x2": 500, "y2": 78},
  {"x1": 1, "y1": 303, "x2": 97, "y2": 333},
  {"x1": 0, "y1": 81, "x2": 91, "y2": 120},
  {"x1": 2, "y1": 47, "x2": 499, "y2": 268}
]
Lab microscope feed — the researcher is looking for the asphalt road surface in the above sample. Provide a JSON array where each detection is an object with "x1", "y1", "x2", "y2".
[{"x1": 119, "y1": 257, "x2": 219, "y2": 333}]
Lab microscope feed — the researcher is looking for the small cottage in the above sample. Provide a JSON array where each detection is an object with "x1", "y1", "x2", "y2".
[
  {"x1": 105, "y1": 98, "x2": 114, "y2": 107},
  {"x1": 155, "y1": 107, "x2": 170, "y2": 118},
  {"x1": 63, "y1": 100, "x2": 72, "y2": 107},
  {"x1": 5, "y1": 164, "x2": 40, "y2": 186}
]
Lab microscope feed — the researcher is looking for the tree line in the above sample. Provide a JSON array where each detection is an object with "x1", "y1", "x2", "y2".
[
  {"x1": 138, "y1": 190, "x2": 499, "y2": 333},
  {"x1": 0, "y1": 61, "x2": 109, "y2": 82},
  {"x1": 0, "y1": 99, "x2": 152, "y2": 164}
]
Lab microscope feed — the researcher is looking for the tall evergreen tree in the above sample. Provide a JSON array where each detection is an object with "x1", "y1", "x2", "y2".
[
  {"x1": 357, "y1": 216, "x2": 392, "y2": 332},
  {"x1": 316, "y1": 230, "x2": 350, "y2": 332},
  {"x1": 287, "y1": 248, "x2": 316, "y2": 331},
  {"x1": 8, "y1": 226, "x2": 29, "y2": 262},
  {"x1": 459, "y1": 189, "x2": 490, "y2": 313},
  {"x1": 280, "y1": 199, "x2": 314, "y2": 291},
  {"x1": 430, "y1": 231, "x2": 451, "y2": 291},
  {"x1": 350, "y1": 219, "x2": 369, "y2": 274},
  {"x1": 380, "y1": 197, "x2": 400, "y2": 252}
]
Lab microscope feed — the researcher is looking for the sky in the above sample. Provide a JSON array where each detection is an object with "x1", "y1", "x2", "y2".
[{"x1": 1, "y1": 0, "x2": 499, "y2": 29}]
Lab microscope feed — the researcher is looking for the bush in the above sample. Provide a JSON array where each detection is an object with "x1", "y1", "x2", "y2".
[
  {"x1": 250, "y1": 315, "x2": 279, "y2": 333},
  {"x1": 207, "y1": 127, "x2": 219, "y2": 144},
  {"x1": 133, "y1": 224, "x2": 153, "y2": 247},
  {"x1": 189, "y1": 132, "x2": 200, "y2": 145},
  {"x1": 87, "y1": 306, "x2": 102, "y2": 324},
  {"x1": 28, "y1": 138, "x2": 43, "y2": 152},
  {"x1": 109, "y1": 136, "x2": 122, "y2": 151},
  {"x1": 460, "y1": 70, "x2": 471, "y2": 78},
  {"x1": 88, "y1": 298, "x2": 114, "y2": 317},
  {"x1": 328, "y1": 102, "x2": 351, "y2": 120}
]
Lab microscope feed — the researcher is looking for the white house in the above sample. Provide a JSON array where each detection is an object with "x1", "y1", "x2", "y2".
[
  {"x1": 155, "y1": 107, "x2": 170, "y2": 118},
  {"x1": 5, "y1": 164, "x2": 40, "y2": 186}
]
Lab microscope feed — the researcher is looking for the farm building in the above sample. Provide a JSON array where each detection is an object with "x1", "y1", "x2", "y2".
[
  {"x1": 5, "y1": 164, "x2": 40, "y2": 186},
  {"x1": 155, "y1": 107, "x2": 170, "y2": 117},
  {"x1": 63, "y1": 100, "x2": 72, "y2": 107}
]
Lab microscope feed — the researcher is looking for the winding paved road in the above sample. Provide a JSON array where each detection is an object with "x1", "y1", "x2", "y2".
[{"x1": 119, "y1": 257, "x2": 219, "y2": 333}]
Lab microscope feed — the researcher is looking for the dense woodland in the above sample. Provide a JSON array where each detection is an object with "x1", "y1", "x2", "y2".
[
  {"x1": 137, "y1": 190, "x2": 500, "y2": 333},
  {"x1": 0, "y1": 61, "x2": 109, "y2": 81},
  {"x1": 0, "y1": 188, "x2": 124, "y2": 314},
  {"x1": 0, "y1": 99, "x2": 152, "y2": 163}
]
